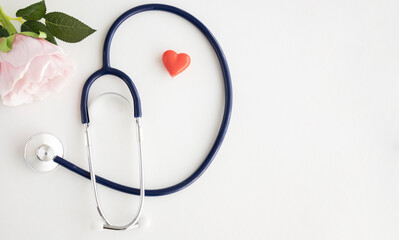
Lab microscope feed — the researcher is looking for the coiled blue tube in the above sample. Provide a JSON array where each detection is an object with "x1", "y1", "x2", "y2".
[{"x1": 56, "y1": 3, "x2": 232, "y2": 197}]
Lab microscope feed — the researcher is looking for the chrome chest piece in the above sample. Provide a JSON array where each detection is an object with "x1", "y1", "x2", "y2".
[{"x1": 24, "y1": 133, "x2": 64, "y2": 172}]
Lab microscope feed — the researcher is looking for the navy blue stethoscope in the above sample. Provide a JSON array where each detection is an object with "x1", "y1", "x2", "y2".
[{"x1": 24, "y1": 4, "x2": 232, "y2": 231}]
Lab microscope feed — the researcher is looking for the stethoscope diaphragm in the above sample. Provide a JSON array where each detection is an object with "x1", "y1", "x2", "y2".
[{"x1": 24, "y1": 133, "x2": 64, "y2": 172}]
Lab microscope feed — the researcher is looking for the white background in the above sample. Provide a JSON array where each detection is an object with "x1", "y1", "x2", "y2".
[{"x1": 1, "y1": 0, "x2": 399, "y2": 239}]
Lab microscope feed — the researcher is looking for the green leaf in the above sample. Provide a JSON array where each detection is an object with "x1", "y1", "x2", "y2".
[
  {"x1": 45, "y1": 12, "x2": 95, "y2": 43},
  {"x1": 21, "y1": 20, "x2": 56, "y2": 44},
  {"x1": 0, "y1": 34, "x2": 15, "y2": 53},
  {"x1": 0, "y1": 25, "x2": 9, "y2": 37},
  {"x1": 16, "y1": 0, "x2": 46, "y2": 21},
  {"x1": 38, "y1": 31, "x2": 47, "y2": 38},
  {"x1": 0, "y1": 37, "x2": 10, "y2": 53},
  {"x1": 0, "y1": 5, "x2": 17, "y2": 34},
  {"x1": 6, "y1": 34, "x2": 15, "y2": 49},
  {"x1": 20, "y1": 31, "x2": 47, "y2": 39}
]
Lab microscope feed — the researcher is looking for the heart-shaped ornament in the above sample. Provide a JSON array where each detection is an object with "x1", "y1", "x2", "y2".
[{"x1": 162, "y1": 50, "x2": 191, "y2": 77}]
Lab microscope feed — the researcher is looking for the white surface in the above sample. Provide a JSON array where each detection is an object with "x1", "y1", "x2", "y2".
[{"x1": 1, "y1": 0, "x2": 399, "y2": 239}]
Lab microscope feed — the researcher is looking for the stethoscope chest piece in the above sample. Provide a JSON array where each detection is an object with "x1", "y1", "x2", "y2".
[{"x1": 24, "y1": 133, "x2": 64, "y2": 172}]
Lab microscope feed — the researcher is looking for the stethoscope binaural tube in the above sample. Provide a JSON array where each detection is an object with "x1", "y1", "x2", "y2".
[
  {"x1": 53, "y1": 3, "x2": 233, "y2": 197},
  {"x1": 79, "y1": 68, "x2": 144, "y2": 230}
]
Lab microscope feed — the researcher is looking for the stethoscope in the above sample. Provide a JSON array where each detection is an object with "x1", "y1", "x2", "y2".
[{"x1": 23, "y1": 3, "x2": 232, "y2": 231}]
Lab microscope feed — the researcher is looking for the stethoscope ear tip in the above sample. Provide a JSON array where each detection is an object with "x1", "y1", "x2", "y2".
[
  {"x1": 92, "y1": 220, "x2": 105, "y2": 232},
  {"x1": 138, "y1": 216, "x2": 150, "y2": 229},
  {"x1": 91, "y1": 216, "x2": 150, "y2": 231}
]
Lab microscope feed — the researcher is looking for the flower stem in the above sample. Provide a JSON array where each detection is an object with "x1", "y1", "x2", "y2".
[
  {"x1": 0, "y1": 5, "x2": 17, "y2": 35},
  {"x1": 7, "y1": 16, "x2": 24, "y2": 24}
]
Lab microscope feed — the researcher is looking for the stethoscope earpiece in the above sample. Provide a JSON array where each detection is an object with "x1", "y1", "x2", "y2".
[
  {"x1": 138, "y1": 216, "x2": 150, "y2": 229},
  {"x1": 91, "y1": 216, "x2": 150, "y2": 231},
  {"x1": 92, "y1": 221, "x2": 105, "y2": 232}
]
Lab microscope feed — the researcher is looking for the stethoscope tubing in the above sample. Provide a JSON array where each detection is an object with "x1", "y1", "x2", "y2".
[
  {"x1": 54, "y1": 3, "x2": 232, "y2": 197},
  {"x1": 80, "y1": 67, "x2": 142, "y2": 122}
]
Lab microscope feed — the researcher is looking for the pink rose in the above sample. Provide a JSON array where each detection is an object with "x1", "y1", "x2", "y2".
[{"x1": 0, "y1": 34, "x2": 75, "y2": 106}]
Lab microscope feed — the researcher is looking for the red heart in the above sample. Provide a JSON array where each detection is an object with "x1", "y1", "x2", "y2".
[{"x1": 162, "y1": 50, "x2": 191, "y2": 77}]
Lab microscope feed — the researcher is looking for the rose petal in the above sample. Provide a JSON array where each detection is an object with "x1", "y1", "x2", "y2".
[
  {"x1": 0, "y1": 35, "x2": 75, "y2": 106},
  {"x1": 0, "y1": 34, "x2": 65, "y2": 67}
]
